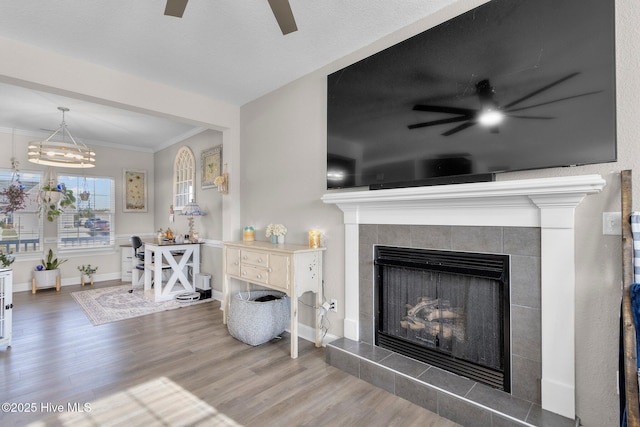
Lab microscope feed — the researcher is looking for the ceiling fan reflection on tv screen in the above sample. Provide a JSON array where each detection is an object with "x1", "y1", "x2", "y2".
[
  {"x1": 408, "y1": 72, "x2": 601, "y2": 137},
  {"x1": 325, "y1": 0, "x2": 616, "y2": 191}
]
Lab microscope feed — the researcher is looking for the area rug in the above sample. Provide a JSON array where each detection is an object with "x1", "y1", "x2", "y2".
[{"x1": 72, "y1": 285, "x2": 212, "y2": 326}]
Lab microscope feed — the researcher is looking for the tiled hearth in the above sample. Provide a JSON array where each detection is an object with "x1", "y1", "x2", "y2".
[
  {"x1": 326, "y1": 338, "x2": 573, "y2": 427},
  {"x1": 322, "y1": 175, "x2": 606, "y2": 426}
]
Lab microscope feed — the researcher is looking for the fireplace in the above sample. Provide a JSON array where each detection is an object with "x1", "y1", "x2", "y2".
[
  {"x1": 374, "y1": 245, "x2": 510, "y2": 391},
  {"x1": 322, "y1": 174, "x2": 606, "y2": 421}
]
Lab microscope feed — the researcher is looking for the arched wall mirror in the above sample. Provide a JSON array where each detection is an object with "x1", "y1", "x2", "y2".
[{"x1": 173, "y1": 146, "x2": 195, "y2": 211}]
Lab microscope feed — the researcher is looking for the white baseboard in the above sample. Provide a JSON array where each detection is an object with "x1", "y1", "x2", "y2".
[{"x1": 13, "y1": 272, "x2": 123, "y2": 293}]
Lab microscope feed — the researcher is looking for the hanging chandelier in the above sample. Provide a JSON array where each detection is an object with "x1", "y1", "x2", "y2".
[{"x1": 28, "y1": 107, "x2": 96, "y2": 168}]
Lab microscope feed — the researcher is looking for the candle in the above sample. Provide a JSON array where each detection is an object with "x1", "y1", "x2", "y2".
[
  {"x1": 243, "y1": 226, "x2": 255, "y2": 241},
  {"x1": 308, "y1": 230, "x2": 321, "y2": 248}
]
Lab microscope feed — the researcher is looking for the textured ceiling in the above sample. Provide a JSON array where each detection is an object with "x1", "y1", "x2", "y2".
[{"x1": 0, "y1": 0, "x2": 456, "y2": 151}]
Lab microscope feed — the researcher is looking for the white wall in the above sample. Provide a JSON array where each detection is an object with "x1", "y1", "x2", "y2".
[{"x1": 238, "y1": 1, "x2": 640, "y2": 425}]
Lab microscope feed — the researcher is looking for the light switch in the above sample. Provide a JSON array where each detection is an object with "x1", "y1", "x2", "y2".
[{"x1": 603, "y1": 212, "x2": 622, "y2": 235}]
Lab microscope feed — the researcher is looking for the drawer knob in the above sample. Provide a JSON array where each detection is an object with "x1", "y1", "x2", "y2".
[
  {"x1": 268, "y1": 268, "x2": 273, "y2": 273},
  {"x1": 234, "y1": 261, "x2": 239, "y2": 265},
  {"x1": 242, "y1": 255, "x2": 248, "y2": 260},
  {"x1": 257, "y1": 274, "x2": 262, "y2": 279},
  {"x1": 242, "y1": 271, "x2": 247, "y2": 276},
  {"x1": 258, "y1": 258, "x2": 263, "y2": 263}
]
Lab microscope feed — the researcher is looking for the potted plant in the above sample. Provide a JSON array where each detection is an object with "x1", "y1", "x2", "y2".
[
  {"x1": 32, "y1": 249, "x2": 68, "y2": 293},
  {"x1": 39, "y1": 182, "x2": 76, "y2": 222},
  {"x1": 78, "y1": 264, "x2": 98, "y2": 286},
  {"x1": 0, "y1": 159, "x2": 28, "y2": 214},
  {"x1": 0, "y1": 180, "x2": 27, "y2": 215},
  {"x1": 265, "y1": 223, "x2": 287, "y2": 244},
  {"x1": 0, "y1": 250, "x2": 14, "y2": 268}
]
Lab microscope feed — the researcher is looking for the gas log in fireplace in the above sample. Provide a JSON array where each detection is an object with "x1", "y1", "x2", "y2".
[{"x1": 375, "y1": 245, "x2": 511, "y2": 391}]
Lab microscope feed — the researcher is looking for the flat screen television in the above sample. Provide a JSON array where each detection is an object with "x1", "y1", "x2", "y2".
[{"x1": 326, "y1": 0, "x2": 616, "y2": 190}]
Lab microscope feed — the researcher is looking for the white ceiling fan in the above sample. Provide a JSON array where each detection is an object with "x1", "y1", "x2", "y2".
[{"x1": 164, "y1": 0, "x2": 298, "y2": 35}]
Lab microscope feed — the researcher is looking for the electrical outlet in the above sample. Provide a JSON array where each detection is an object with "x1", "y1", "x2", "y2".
[{"x1": 330, "y1": 299, "x2": 337, "y2": 312}]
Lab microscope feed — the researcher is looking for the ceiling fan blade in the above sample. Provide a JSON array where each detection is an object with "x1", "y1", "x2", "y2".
[
  {"x1": 408, "y1": 115, "x2": 472, "y2": 130},
  {"x1": 506, "y1": 91, "x2": 602, "y2": 113},
  {"x1": 413, "y1": 104, "x2": 476, "y2": 116},
  {"x1": 506, "y1": 115, "x2": 555, "y2": 120},
  {"x1": 502, "y1": 72, "x2": 580, "y2": 109},
  {"x1": 442, "y1": 122, "x2": 476, "y2": 136},
  {"x1": 164, "y1": 0, "x2": 188, "y2": 18},
  {"x1": 268, "y1": 0, "x2": 298, "y2": 35}
]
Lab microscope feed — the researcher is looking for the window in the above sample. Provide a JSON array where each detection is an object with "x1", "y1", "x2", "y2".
[
  {"x1": 0, "y1": 170, "x2": 42, "y2": 255},
  {"x1": 174, "y1": 147, "x2": 195, "y2": 211},
  {"x1": 57, "y1": 175, "x2": 115, "y2": 250}
]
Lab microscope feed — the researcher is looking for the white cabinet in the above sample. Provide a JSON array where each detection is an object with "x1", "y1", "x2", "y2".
[
  {"x1": 121, "y1": 245, "x2": 134, "y2": 282},
  {"x1": 223, "y1": 241, "x2": 325, "y2": 358},
  {"x1": 0, "y1": 268, "x2": 13, "y2": 349}
]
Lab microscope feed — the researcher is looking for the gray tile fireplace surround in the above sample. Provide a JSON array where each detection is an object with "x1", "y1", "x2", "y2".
[{"x1": 325, "y1": 224, "x2": 575, "y2": 427}]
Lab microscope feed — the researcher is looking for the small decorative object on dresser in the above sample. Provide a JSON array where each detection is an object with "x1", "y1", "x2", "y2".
[
  {"x1": 243, "y1": 226, "x2": 255, "y2": 241},
  {"x1": 265, "y1": 223, "x2": 287, "y2": 244},
  {"x1": 308, "y1": 230, "x2": 321, "y2": 248}
]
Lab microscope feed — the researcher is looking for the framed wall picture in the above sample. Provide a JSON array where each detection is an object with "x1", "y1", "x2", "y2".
[
  {"x1": 202, "y1": 145, "x2": 222, "y2": 189},
  {"x1": 123, "y1": 169, "x2": 148, "y2": 212}
]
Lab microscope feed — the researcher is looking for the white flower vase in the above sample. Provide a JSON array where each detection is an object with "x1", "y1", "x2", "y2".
[
  {"x1": 277, "y1": 235, "x2": 285, "y2": 244},
  {"x1": 270, "y1": 235, "x2": 278, "y2": 244}
]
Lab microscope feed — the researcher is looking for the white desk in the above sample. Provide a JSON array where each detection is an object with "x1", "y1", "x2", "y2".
[
  {"x1": 223, "y1": 241, "x2": 325, "y2": 358},
  {"x1": 144, "y1": 241, "x2": 202, "y2": 302}
]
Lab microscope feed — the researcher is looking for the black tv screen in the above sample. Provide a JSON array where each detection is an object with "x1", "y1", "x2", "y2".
[{"x1": 327, "y1": 0, "x2": 616, "y2": 190}]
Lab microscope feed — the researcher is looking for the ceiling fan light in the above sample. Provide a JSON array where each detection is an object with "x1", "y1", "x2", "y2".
[
  {"x1": 478, "y1": 109, "x2": 504, "y2": 127},
  {"x1": 327, "y1": 170, "x2": 346, "y2": 181}
]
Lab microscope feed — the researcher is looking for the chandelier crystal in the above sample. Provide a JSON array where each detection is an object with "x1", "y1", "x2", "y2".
[{"x1": 28, "y1": 107, "x2": 96, "y2": 168}]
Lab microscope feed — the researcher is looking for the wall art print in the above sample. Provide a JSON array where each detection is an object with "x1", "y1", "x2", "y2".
[
  {"x1": 201, "y1": 145, "x2": 222, "y2": 189},
  {"x1": 123, "y1": 169, "x2": 147, "y2": 212}
]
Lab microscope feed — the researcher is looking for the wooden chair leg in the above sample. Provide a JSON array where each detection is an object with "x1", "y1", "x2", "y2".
[
  {"x1": 56, "y1": 276, "x2": 61, "y2": 292},
  {"x1": 32, "y1": 277, "x2": 36, "y2": 294}
]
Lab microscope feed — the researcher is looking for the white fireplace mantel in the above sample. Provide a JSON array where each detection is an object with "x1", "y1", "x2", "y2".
[{"x1": 322, "y1": 174, "x2": 606, "y2": 419}]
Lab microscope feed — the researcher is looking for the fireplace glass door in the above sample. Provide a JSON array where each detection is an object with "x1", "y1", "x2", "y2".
[{"x1": 375, "y1": 246, "x2": 510, "y2": 391}]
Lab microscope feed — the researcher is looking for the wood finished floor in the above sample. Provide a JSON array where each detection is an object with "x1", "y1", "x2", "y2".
[{"x1": 1, "y1": 280, "x2": 460, "y2": 427}]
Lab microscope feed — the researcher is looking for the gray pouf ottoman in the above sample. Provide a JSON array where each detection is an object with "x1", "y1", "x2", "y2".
[{"x1": 227, "y1": 290, "x2": 290, "y2": 346}]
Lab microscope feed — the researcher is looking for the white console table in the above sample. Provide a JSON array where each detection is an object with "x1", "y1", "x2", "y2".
[{"x1": 223, "y1": 241, "x2": 325, "y2": 358}]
